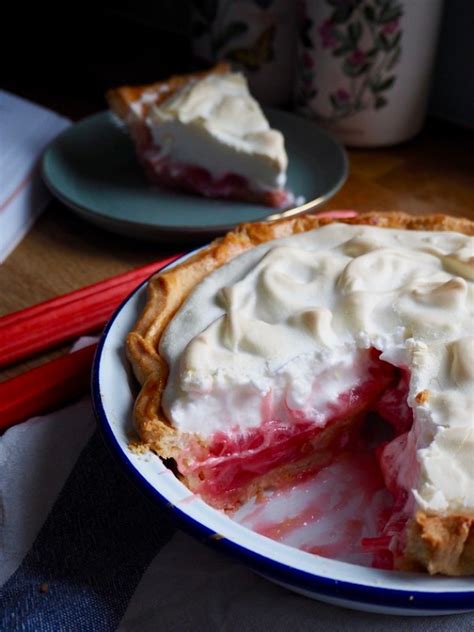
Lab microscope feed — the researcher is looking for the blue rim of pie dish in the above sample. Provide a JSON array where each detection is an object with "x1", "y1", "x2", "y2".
[{"x1": 91, "y1": 256, "x2": 474, "y2": 616}]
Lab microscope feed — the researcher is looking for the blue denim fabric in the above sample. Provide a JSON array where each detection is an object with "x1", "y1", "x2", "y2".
[{"x1": 0, "y1": 431, "x2": 175, "y2": 632}]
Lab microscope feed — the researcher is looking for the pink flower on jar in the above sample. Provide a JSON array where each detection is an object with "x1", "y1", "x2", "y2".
[
  {"x1": 382, "y1": 19, "x2": 399, "y2": 35},
  {"x1": 319, "y1": 20, "x2": 337, "y2": 49},
  {"x1": 336, "y1": 89, "x2": 350, "y2": 102},
  {"x1": 348, "y1": 49, "x2": 366, "y2": 66}
]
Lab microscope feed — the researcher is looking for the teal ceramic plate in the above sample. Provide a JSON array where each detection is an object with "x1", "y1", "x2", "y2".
[{"x1": 42, "y1": 110, "x2": 348, "y2": 241}]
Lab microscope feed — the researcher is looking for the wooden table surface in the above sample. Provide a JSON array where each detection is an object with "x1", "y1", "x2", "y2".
[{"x1": 1, "y1": 117, "x2": 473, "y2": 381}]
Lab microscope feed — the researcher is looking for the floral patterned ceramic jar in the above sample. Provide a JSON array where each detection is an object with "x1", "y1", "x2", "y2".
[
  {"x1": 191, "y1": 0, "x2": 297, "y2": 106},
  {"x1": 296, "y1": 0, "x2": 444, "y2": 146}
]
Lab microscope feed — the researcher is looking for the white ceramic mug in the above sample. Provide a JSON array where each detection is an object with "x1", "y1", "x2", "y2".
[{"x1": 295, "y1": 0, "x2": 444, "y2": 147}]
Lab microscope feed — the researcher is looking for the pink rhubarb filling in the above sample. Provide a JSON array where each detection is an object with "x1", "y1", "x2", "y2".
[
  {"x1": 130, "y1": 123, "x2": 291, "y2": 208},
  {"x1": 173, "y1": 349, "x2": 417, "y2": 569},
  {"x1": 142, "y1": 147, "x2": 290, "y2": 208}
]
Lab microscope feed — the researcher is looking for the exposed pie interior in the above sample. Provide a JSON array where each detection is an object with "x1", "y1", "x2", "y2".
[{"x1": 127, "y1": 212, "x2": 474, "y2": 576}]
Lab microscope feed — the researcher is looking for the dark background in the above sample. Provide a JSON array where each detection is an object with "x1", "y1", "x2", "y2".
[
  {"x1": 4, "y1": 3, "x2": 193, "y2": 117},
  {"x1": 3, "y1": 1, "x2": 474, "y2": 127}
]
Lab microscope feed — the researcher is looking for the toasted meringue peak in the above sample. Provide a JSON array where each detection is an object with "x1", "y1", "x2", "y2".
[{"x1": 161, "y1": 223, "x2": 474, "y2": 516}]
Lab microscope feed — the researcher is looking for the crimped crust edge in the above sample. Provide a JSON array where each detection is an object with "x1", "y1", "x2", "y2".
[{"x1": 127, "y1": 210, "x2": 474, "y2": 575}]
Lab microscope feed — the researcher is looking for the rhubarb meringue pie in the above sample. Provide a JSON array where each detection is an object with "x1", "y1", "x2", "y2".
[
  {"x1": 127, "y1": 212, "x2": 474, "y2": 576},
  {"x1": 107, "y1": 64, "x2": 291, "y2": 208}
]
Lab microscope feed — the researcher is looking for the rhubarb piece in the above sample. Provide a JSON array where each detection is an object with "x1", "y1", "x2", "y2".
[{"x1": 0, "y1": 254, "x2": 181, "y2": 368}]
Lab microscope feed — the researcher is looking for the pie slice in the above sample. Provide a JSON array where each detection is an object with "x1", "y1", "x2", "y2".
[
  {"x1": 107, "y1": 64, "x2": 292, "y2": 208},
  {"x1": 127, "y1": 211, "x2": 474, "y2": 576}
]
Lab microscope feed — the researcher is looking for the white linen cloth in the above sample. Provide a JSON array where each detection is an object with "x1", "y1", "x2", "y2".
[{"x1": 0, "y1": 91, "x2": 70, "y2": 262}]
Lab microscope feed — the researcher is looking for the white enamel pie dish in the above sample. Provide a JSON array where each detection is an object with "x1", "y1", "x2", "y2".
[{"x1": 91, "y1": 253, "x2": 474, "y2": 616}]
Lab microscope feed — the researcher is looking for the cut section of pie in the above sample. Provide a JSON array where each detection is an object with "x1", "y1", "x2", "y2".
[
  {"x1": 126, "y1": 211, "x2": 474, "y2": 576},
  {"x1": 107, "y1": 64, "x2": 292, "y2": 208}
]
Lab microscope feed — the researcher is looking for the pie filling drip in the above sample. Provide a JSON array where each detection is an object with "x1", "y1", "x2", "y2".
[{"x1": 159, "y1": 223, "x2": 474, "y2": 567}]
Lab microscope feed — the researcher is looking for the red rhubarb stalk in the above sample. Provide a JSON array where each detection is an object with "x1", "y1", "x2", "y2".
[
  {"x1": 0, "y1": 343, "x2": 97, "y2": 430},
  {"x1": 0, "y1": 254, "x2": 181, "y2": 369}
]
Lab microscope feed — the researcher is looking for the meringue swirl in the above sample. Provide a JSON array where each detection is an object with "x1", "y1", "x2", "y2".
[{"x1": 160, "y1": 223, "x2": 474, "y2": 516}]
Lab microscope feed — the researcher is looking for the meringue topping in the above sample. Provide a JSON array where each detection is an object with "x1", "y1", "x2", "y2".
[
  {"x1": 144, "y1": 71, "x2": 288, "y2": 191},
  {"x1": 160, "y1": 224, "x2": 474, "y2": 516}
]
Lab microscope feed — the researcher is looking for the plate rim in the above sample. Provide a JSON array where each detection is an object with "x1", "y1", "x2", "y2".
[
  {"x1": 91, "y1": 253, "x2": 474, "y2": 615},
  {"x1": 42, "y1": 109, "x2": 349, "y2": 234}
]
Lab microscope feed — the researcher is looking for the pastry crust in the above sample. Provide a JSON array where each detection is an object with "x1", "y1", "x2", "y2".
[
  {"x1": 127, "y1": 210, "x2": 474, "y2": 575},
  {"x1": 401, "y1": 512, "x2": 474, "y2": 576},
  {"x1": 106, "y1": 63, "x2": 231, "y2": 122}
]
